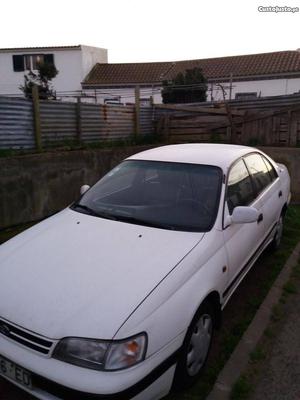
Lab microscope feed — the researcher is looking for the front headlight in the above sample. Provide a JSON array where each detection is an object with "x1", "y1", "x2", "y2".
[{"x1": 53, "y1": 333, "x2": 147, "y2": 371}]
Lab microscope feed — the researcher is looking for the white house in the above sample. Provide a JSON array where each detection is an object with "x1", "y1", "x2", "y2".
[
  {"x1": 81, "y1": 50, "x2": 300, "y2": 104},
  {"x1": 0, "y1": 45, "x2": 107, "y2": 97},
  {"x1": 2, "y1": 47, "x2": 300, "y2": 104}
]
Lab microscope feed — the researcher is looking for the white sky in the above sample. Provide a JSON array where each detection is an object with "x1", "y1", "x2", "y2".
[{"x1": 1, "y1": 0, "x2": 300, "y2": 63}]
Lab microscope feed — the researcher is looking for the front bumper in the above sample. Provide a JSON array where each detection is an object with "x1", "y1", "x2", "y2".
[
  {"x1": 1, "y1": 361, "x2": 177, "y2": 400},
  {"x1": 0, "y1": 331, "x2": 184, "y2": 400}
]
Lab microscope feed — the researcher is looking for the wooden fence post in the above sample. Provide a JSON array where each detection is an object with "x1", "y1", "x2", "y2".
[
  {"x1": 134, "y1": 85, "x2": 140, "y2": 138},
  {"x1": 288, "y1": 111, "x2": 297, "y2": 146},
  {"x1": 225, "y1": 103, "x2": 237, "y2": 143},
  {"x1": 164, "y1": 115, "x2": 170, "y2": 142},
  {"x1": 76, "y1": 97, "x2": 82, "y2": 143},
  {"x1": 32, "y1": 85, "x2": 42, "y2": 151}
]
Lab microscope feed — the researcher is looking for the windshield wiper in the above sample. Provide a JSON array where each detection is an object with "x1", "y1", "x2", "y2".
[
  {"x1": 71, "y1": 203, "x2": 99, "y2": 216},
  {"x1": 71, "y1": 203, "x2": 119, "y2": 221},
  {"x1": 111, "y1": 214, "x2": 176, "y2": 230},
  {"x1": 72, "y1": 204, "x2": 177, "y2": 229}
]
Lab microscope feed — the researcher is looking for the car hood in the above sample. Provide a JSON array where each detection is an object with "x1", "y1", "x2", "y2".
[{"x1": 0, "y1": 208, "x2": 204, "y2": 340}]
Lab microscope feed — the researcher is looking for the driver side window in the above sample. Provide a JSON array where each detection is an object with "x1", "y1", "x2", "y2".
[{"x1": 227, "y1": 159, "x2": 256, "y2": 214}]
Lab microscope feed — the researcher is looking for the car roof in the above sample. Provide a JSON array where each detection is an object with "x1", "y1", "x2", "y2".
[{"x1": 127, "y1": 143, "x2": 258, "y2": 170}]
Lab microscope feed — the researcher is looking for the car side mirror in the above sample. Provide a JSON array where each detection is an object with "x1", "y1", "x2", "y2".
[
  {"x1": 227, "y1": 206, "x2": 259, "y2": 225},
  {"x1": 80, "y1": 185, "x2": 90, "y2": 195}
]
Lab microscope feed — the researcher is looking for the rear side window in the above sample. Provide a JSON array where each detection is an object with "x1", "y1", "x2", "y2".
[
  {"x1": 227, "y1": 159, "x2": 255, "y2": 214},
  {"x1": 244, "y1": 154, "x2": 272, "y2": 195},
  {"x1": 262, "y1": 156, "x2": 278, "y2": 182}
]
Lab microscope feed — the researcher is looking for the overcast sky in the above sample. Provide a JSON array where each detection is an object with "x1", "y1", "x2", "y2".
[{"x1": 1, "y1": 0, "x2": 299, "y2": 63}]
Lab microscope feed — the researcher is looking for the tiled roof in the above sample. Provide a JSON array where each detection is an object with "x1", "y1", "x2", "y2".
[{"x1": 83, "y1": 50, "x2": 300, "y2": 85}]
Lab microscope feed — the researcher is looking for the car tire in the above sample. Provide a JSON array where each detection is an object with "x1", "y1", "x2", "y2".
[
  {"x1": 172, "y1": 301, "x2": 215, "y2": 390},
  {"x1": 271, "y1": 214, "x2": 284, "y2": 251}
]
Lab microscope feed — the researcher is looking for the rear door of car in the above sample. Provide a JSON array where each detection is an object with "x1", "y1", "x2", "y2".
[
  {"x1": 222, "y1": 157, "x2": 265, "y2": 300},
  {"x1": 243, "y1": 153, "x2": 281, "y2": 241}
]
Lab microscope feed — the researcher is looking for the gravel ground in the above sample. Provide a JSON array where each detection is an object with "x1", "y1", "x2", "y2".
[{"x1": 249, "y1": 285, "x2": 300, "y2": 400}]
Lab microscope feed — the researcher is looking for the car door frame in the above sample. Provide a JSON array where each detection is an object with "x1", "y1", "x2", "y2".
[
  {"x1": 243, "y1": 152, "x2": 282, "y2": 244},
  {"x1": 221, "y1": 154, "x2": 266, "y2": 307}
]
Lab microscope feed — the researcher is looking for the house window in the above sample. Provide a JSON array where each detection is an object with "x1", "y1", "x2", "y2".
[
  {"x1": 32, "y1": 54, "x2": 44, "y2": 70},
  {"x1": 12, "y1": 54, "x2": 54, "y2": 72},
  {"x1": 235, "y1": 92, "x2": 257, "y2": 100}
]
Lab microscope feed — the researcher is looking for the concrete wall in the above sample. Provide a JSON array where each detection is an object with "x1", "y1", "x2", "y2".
[
  {"x1": 259, "y1": 146, "x2": 300, "y2": 204},
  {"x1": 0, "y1": 146, "x2": 299, "y2": 230},
  {"x1": 0, "y1": 146, "x2": 153, "y2": 229}
]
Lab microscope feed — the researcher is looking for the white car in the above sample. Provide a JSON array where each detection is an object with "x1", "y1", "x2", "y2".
[{"x1": 0, "y1": 144, "x2": 290, "y2": 400}]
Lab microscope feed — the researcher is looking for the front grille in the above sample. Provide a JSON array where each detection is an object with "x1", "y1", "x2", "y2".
[{"x1": 0, "y1": 318, "x2": 54, "y2": 355}]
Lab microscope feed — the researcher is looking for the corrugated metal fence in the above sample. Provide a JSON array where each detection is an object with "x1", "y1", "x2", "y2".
[
  {"x1": 2, "y1": 93, "x2": 300, "y2": 150},
  {"x1": 0, "y1": 97, "x2": 154, "y2": 149},
  {"x1": 40, "y1": 100, "x2": 77, "y2": 146},
  {"x1": 81, "y1": 104, "x2": 135, "y2": 142},
  {"x1": 0, "y1": 97, "x2": 35, "y2": 149}
]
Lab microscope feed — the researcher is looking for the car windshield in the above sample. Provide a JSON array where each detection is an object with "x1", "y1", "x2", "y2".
[{"x1": 72, "y1": 160, "x2": 222, "y2": 232}]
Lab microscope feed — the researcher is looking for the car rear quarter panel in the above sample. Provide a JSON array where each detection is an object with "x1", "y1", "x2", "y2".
[
  {"x1": 277, "y1": 163, "x2": 291, "y2": 205},
  {"x1": 259, "y1": 150, "x2": 291, "y2": 206}
]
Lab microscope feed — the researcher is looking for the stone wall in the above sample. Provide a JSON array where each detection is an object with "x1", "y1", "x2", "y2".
[{"x1": 0, "y1": 145, "x2": 299, "y2": 229}]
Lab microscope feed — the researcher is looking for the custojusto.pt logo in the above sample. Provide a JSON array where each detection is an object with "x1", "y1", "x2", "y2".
[{"x1": 258, "y1": 5, "x2": 299, "y2": 12}]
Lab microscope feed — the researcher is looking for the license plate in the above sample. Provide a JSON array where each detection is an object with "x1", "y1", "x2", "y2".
[{"x1": 0, "y1": 354, "x2": 32, "y2": 389}]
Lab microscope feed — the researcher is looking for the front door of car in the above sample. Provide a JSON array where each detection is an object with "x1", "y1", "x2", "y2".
[{"x1": 222, "y1": 158, "x2": 265, "y2": 300}]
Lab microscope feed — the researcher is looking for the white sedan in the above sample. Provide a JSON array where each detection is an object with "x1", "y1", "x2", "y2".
[{"x1": 0, "y1": 144, "x2": 290, "y2": 400}]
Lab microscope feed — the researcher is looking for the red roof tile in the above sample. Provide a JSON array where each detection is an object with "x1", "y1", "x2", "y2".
[{"x1": 83, "y1": 50, "x2": 300, "y2": 85}]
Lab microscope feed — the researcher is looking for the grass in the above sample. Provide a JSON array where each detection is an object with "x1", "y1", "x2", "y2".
[
  {"x1": 231, "y1": 376, "x2": 253, "y2": 400},
  {"x1": 0, "y1": 134, "x2": 164, "y2": 158},
  {"x1": 249, "y1": 346, "x2": 266, "y2": 363},
  {"x1": 0, "y1": 148, "x2": 30, "y2": 157},
  {"x1": 282, "y1": 281, "x2": 297, "y2": 295}
]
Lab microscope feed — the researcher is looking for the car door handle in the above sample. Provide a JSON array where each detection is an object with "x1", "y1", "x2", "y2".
[
  {"x1": 257, "y1": 213, "x2": 263, "y2": 223},
  {"x1": 278, "y1": 190, "x2": 283, "y2": 198}
]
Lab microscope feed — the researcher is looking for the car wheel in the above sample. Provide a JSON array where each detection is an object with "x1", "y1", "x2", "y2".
[
  {"x1": 271, "y1": 215, "x2": 284, "y2": 250},
  {"x1": 173, "y1": 302, "x2": 215, "y2": 390}
]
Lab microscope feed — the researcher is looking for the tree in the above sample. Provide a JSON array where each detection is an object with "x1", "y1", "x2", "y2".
[
  {"x1": 20, "y1": 62, "x2": 58, "y2": 99},
  {"x1": 162, "y1": 67, "x2": 207, "y2": 104}
]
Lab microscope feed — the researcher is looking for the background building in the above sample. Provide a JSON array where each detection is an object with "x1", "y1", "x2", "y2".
[
  {"x1": 82, "y1": 50, "x2": 300, "y2": 104},
  {"x1": 0, "y1": 45, "x2": 107, "y2": 97}
]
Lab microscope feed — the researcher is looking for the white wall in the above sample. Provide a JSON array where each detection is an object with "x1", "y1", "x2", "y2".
[
  {"x1": 209, "y1": 77, "x2": 300, "y2": 101},
  {"x1": 0, "y1": 52, "x2": 25, "y2": 95},
  {"x1": 81, "y1": 45, "x2": 107, "y2": 79},
  {"x1": 83, "y1": 86, "x2": 162, "y2": 104},
  {"x1": 51, "y1": 50, "x2": 84, "y2": 93},
  {"x1": 0, "y1": 46, "x2": 108, "y2": 96},
  {"x1": 83, "y1": 77, "x2": 300, "y2": 105}
]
